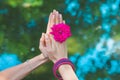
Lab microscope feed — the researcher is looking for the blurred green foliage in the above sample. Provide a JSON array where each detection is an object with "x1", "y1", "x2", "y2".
[{"x1": 0, "y1": 0, "x2": 64, "y2": 80}]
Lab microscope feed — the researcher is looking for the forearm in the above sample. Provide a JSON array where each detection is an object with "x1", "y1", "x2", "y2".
[
  {"x1": 0, "y1": 54, "x2": 48, "y2": 80},
  {"x1": 58, "y1": 64, "x2": 78, "y2": 80}
]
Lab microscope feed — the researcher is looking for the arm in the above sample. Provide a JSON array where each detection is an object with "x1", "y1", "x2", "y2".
[
  {"x1": 0, "y1": 10, "x2": 54, "y2": 80},
  {"x1": 0, "y1": 54, "x2": 48, "y2": 80},
  {"x1": 40, "y1": 10, "x2": 78, "y2": 80},
  {"x1": 58, "y1": 64, "x2": 78, "y2": 80}
]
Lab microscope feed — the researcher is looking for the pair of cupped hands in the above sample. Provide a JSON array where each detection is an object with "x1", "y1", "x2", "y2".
[{"x1": 39, "y1": 10, "x2": 68, "y2": 63}]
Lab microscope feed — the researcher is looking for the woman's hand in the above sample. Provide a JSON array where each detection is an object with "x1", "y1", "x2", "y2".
[
  {"x1": 39, "y1": 10, "x2": 78, "y2": 80},
  {"x1": 39, "y1": 10, "x2": 68, "y2": 63},
  {"x1": 39, "y1": 10, "x2": 57, "y2": 58},
  {"x1": 41, "y1": 33, "x2": 67, "y2": 63}
]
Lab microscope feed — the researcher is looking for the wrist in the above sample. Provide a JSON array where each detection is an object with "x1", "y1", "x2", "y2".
[
  {"x1": 37, "y1": 54, "x2": 49, "y2": 64},
  {"x1": 52, "y1": 57, "x2": 68, "y2": 63},
  {"x1": 40, "y1": 53, "x2": 48, "y2": 59},
  {"x1": 53, "y1": 58, "x2": 75, "y2": 79},
  {"x1": 58, "y1": 64, "x2": 72, "y2": 72}
]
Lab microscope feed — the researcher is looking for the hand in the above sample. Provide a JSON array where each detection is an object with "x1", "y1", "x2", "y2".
[
  {"x1": 39, "y1": 10, "x2": 58, "y2": 58},
  {"x1": 39, "y1": 10, "x2": 68, "y2": 63},
  {"x1": 39, "y1": 10, "x2": 78, "y2": 80},
  {"x1": 46, "y1": 10, "x2": 65, "y2": 33}
]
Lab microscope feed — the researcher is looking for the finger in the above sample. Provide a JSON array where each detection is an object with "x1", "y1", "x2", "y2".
[
  {"x1": 40, "y1": 33, "x2": 45, "y2": 48},
  {"x1": 45, "y1": 34, "x2": 51, "y2": 48},
  {"x1": 46, "y1": 13, "x2": 52, "y2": 33},
  {"x1": 63, "y1": 20, "x2": 65, "y2": 24},
  {"x1": 52, "y1": 9, "x2": 57, "y2": 25},
  {"x1": 53, "y1": 10, "x2": 57, "y2": 24},
  {"x1": 49, "y1": 34, "x2": 55, "y2": 48},
  {"x1": 51, "y1": 13, "x2": 55, "y2": 26},
  {"x1": 47, "y1": 13, "x2": 55, "y2": 33},
  {"x1": 59, "y1": 14, "x2": 63, "y2": 23},
  {"x1": 53, "y1": 9, "x2": 56, "y2": 15},
  {"x1": 55, "y1": 11, "x2": 59, "y2": 24}
]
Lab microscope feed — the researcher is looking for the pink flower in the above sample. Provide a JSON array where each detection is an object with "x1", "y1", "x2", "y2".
[{"x1": 50, "y1": 23, "x2": 72, "y2": 43}]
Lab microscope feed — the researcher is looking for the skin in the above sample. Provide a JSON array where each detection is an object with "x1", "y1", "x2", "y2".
[
  {"x1": 0, "y1": 54, "x2": 48, "y2": 80},
  {"x1": 40, "y1": 10, "x2": 79, "y2": 80},
  {"x1": 0, "y1": 10, "x2": 78, "y2": 80}
]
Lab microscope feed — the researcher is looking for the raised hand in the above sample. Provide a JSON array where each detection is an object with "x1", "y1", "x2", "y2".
[
  {"x1": 39, "y1": 10, "x2": 67, "y2": 62},
  {"x1": 39, "y1": 10, "x2": 78, "y2": 80},
  {"x1": 46, "y1": 10, "x2": 65, "y2": 34}
]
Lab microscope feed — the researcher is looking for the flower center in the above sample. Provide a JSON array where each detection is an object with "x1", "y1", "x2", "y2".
[{"x1": 59, "y1": 30, "x2": 63, "y2": 34}]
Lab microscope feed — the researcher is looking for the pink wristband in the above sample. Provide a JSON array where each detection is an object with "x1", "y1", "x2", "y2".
[{"x1": 53, "y1": 58, "x2": 75, "y2": 79}]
